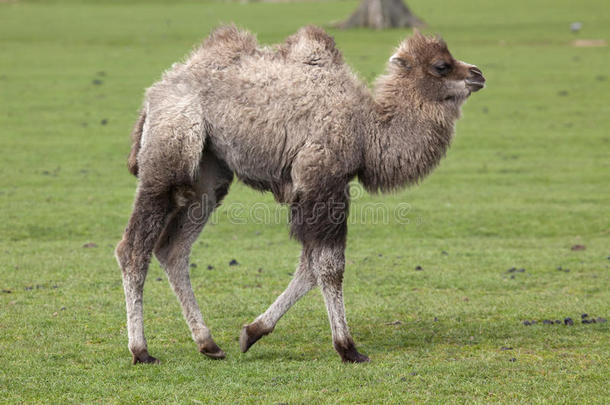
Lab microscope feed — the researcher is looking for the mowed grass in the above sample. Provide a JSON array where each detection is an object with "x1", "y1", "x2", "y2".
[{"x1": 1, "y1": 0, "x2": 609, "y2": 403}]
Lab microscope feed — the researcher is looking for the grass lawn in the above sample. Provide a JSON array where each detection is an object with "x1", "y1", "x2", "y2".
[{"x1": 1, "y1": 0, "x2": 609, "y2": 403}]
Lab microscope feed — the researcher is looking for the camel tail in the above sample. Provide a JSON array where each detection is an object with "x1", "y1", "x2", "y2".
[{"x1": 127, "y1": 109, "x2": 146, "y2": 177}]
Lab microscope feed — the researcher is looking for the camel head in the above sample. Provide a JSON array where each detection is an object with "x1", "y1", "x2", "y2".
[{"x1": 388, "y1": 30, "x2": 485, "y2": 108}]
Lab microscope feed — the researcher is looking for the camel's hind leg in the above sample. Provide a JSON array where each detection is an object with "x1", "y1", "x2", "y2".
[
  {"x1": 116, "y1": 100, "x2": 208, "y2": 364},
  {"x1": 154, "y1": 152, "x2": 233, "y2": 359},
  {"x1": 115, "y1": 185, "x2": 173, "y2": 364}
]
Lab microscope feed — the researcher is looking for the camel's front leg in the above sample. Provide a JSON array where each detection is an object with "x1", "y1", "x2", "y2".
[
  {"x1": 240, "y1": 250, "x2": 317, "y2": 352},
  {"x1": 312, "y1": 243, "x2": 369, "y2": 363}
]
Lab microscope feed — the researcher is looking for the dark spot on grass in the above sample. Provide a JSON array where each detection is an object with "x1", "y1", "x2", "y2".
[
  {"x1": 92, "y1": 79, "x2": 103, "y2": 85},
  {"x1": 507, "y1": 267, "x2": 526, "y2": 274},
  {"x1": 581, "y1": 313, "x2": 588, "y2": 319},
  {"x1": 571, "y1": 244, "x2": 586, "y2": 251},
  {"x1": 415, "y1": 265, "x2": 423, "y2": 271},
  {"x1": 156, "y1": 277, "x2": 162, "y2": 282},
  {"x1": 229, "y1": 259, "x2": 239, "y2": 266},
  {"x1": 510, "y1": 275, "x2": 515, "y2": 279},
  {"x1": 100, "y1": 119, "x2": 108, "y2": 125},
  {"x1": 25, "y1": 286, "x2": 33, "y2": 291},
  {"x1": 596, "y1": 317, "x2": 607, "y2": 323},
  {"x1": 82, "y1": 242, "x2": 98, "y2": 248},
  {"x1": 409, "y1": 371, "x2": 418, "y2": 376},
  {"x1": 555, "y1": 320, "x2": 561, "y2": 324},
  {"x1": 564, "y1": 317, "x2": 574, "y2": 326},
  {"x1": 523, "y1": 320, "x2": 532, "y2": 326},
  {"x1": 482, "y1": 106, "x2": 488, "y2": 114},
  {"x1": 207, "y1": 265, "x2": 214, "y2": 270},
  {"x1": 501, "y1": 347, "x2": 513, "y2": 351},
  {"x1": 509, "y1": 358, "x2": 517, "y2": 362},
  {"x1": 42, "y1": 167, "x2": 61, "y2": 177},
  {"x1": 543, "y1": 319, "x2": 554, "y2": 325},
  {"x1": 596, "y1": 75, "x2": 607, "y2": 81},
  {"x1": 97, "y1": 71, "x2": 106, "y2": 77},
  {"x1": 433, "y1": 317, "x2": 438, "y2": 322},
  {"x1": 385, "y1": 320, "x2": 402, "y2": 325},
  {"x1": 60, "y1": 306, "x2": 66, "y2": 311},
  {"x1": 257, "y1": 268, "x2": 263, "y2": 273},
  {"x1": 2, "y1": 289, "x2": 11, "y2": 293},
  {"x1": 190, "y1": 263, "x2": 197, "y2": 268},
  {"x1": 441, "y1": 251, "x2": 448, "y2": 255},
  {"x1": 558, "y1": 90, "x2": 568, "y2": 96}
]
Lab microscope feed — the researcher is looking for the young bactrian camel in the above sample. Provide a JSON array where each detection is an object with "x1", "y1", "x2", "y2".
[{"x1": 115, "y1": 25, "x2": 485, "y2": 364}]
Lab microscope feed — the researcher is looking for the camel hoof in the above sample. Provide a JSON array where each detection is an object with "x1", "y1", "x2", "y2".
[
  {"x1": 239, "y1": 322, "x2": 272, "y2": 353},
  {"x1": 343, "y1": 351, "x2": 370, "y2": 363},
  {"x1": 132, "y1": 349, "x2": 160, "y2": 365},
  {"x1": 199, "y1": 339, "x2": 226, "y2": 360},
  {"x1": 334, "y1": 340, "x2": 370, "y2": 363}
]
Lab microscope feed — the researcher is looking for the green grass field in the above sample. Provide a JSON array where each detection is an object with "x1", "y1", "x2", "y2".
[{"x1": 1, "y1": 0, "x2": 609, "y2": 403}]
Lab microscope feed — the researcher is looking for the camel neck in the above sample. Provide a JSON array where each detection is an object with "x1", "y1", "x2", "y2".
[{"x1": 358, "y1": 87, "x2": 457, "y2": 193}]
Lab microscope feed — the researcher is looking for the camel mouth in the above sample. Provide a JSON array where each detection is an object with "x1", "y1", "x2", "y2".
[
  {"x1": 465, "y1": 79, "x2": 485, "y2": 92},
  {"x1": 442, "y1": 94, "x2": 467, "y2": 102}
]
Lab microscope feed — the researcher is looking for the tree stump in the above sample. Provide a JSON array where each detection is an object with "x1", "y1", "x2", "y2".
[{"x1": 339, "y1": 0, "x2": 426, "y2": 29}]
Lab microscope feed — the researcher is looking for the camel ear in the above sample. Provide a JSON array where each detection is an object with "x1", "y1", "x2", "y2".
[
  {"x1": 389, "y1": 54, "x2": 411, "y2": 70},
  {"x1": 434, "y1": 33, "x2": 448, "y2": 48}
]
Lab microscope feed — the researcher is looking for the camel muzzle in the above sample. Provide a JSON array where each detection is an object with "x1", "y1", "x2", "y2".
[{"x1": 465, "y1": 66, "x2": 485, "y2": 92}]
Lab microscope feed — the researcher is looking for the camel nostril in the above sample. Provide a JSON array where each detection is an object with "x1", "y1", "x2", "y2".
[
  {"x1": 469, "y1": 66, "x2": 482, "y2": 75},
  {"x1": 468, "y1": 66, "x2": 485, "y2": 83}
]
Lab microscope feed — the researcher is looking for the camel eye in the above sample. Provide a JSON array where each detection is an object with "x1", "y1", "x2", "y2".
[{"x1": 434, "y1": 63, "x2": 451, "y2": 75}]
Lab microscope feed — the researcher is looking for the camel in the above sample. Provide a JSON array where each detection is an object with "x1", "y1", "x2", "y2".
[{"x1": 115, "y1": 25, "x2": 485, "y2": 364}]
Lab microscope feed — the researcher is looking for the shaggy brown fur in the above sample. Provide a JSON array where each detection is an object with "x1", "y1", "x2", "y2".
[{"x1": 116, "y1": 25, "x2": 485, "y2": 364}]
